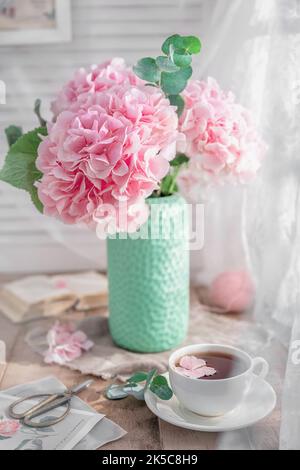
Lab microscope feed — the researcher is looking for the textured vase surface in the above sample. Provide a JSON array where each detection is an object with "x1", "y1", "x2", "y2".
[{"x1": 107, "y1": 195, "x2": 190, "y2": 353}]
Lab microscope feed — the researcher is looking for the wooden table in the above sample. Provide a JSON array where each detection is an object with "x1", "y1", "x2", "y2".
[{"x1": 0, "y1": 275, "x2": 280, "y2": 450}]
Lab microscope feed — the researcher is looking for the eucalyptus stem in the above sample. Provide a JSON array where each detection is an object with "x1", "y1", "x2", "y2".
[
  {"x1": 133, "y1": 34, "x2": 201, "y2": 197},
  {"x1": 168, "y1": 166, "x2": 181, "y2": 194}
]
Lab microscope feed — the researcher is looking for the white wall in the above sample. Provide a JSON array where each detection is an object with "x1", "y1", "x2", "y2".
[{"x1": 0, "y1": 0, "x2": 206, "y2": 273}]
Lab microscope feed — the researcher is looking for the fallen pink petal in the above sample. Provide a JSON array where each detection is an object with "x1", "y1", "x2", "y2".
[{"x1": 44, "y1": 321, "x2": 94, "y2": 365}]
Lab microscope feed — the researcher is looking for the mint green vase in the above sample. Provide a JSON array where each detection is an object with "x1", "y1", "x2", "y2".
[{"x1": 107, "y1": 195, "x2": 189, "y2": 353}]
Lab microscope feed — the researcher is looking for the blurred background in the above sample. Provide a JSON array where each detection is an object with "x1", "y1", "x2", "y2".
[{"x1": 0, "y1": 0, "x2": 209, "y2": 273}]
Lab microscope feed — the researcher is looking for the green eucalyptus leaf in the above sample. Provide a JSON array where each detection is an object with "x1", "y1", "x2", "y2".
[
  {"x1": 161, "y1": 66, "x2": 192, "y2": 95},
  {"x1": 151, "y1": 375, "x2": 169, "y2": 386},
  {"x1": 0, "y1": 127, "x2": 47, "y2": 213},
  {"x1": 170, "y1": 153, "x2": 189, "y2": 167},
  {"x1": 168, "y1": 94, "x2": 185, "y2": 116},
  {"x1": 145, "y1": 368, "x2": 157, "y2": 389},
  {"x1": 133, "y1": 57, "x2": 160, "y2": 83},
  {"x1": 150, "y1": 376, "x2": 173, "y2": 401},
  {"x1": 128, "y1": 372, "x2": 148, "y2": 383},
  {"x1": 156, "y1": 56, "x2": 179, "y2": 73},
  {"x1": 161, "y1": 34, "x2": 181, "y2": 55},
  {"x1": 173, "y1": 53, "x2": 192, "y2": 68},
  {"x1": 5, "y1": 125, "x2": 23, "y2": 147},
  {"x1": 162, "y1": 35, "x2": 201, "y2": 56},
  {"x1": 179, "y1": 36, "x2": 201, "y2": 54}
]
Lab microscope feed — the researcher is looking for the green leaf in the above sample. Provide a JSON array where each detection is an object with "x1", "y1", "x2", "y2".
[
  {"x1": 156, "y1": 56, "x2": 179, "y2": 73},
  {"x1": 173, "y1": 53, "x2": 192, "y2": 68},
  {"x1": 128, "y1": 372, "x2": 148, "y2": 383},
  {"x1": 161, "y1": 34, "x2": 181, "y2": 55},
  {"x1": 34, "y1": 99, "x2": 47, "y2": 127},
  {"x1": 170, "y1": 153, "x2": 189, "y2": 167},
  {"x1": 179, "y1": 36, "x2": 201, "y2": 54},
  {"x1": 0, "y1": 127, "x2": 47, "y2": 213},
  {"x1": 168, "y1": 94, "x2": 185, "y2": 116},
  {"x1": 162, "y1": 35, "x2": 201, "y2": 56},
  {"x1": 133, "y1": 58, "x2": 160, "y2": 83},
  {"x1": 161, "y1": 67, "x2": 192, "y2": 95},
  {"x1": 5, "y1": 125, "x2": 23, "y2": 147},
  {"x1": 30, "y1": 187, "x2": 44, "y2": 214},
  {"x1": 160, "y1": 164, "x2": 181, "y2": 195},
  {"x1": 150, "y1": 375, "x2": 173, "y2": 401},
  {"x1": 145, "y1": 368, "x2": 157, "y2": 390},
  {"x1": 151, "y1": 375, "x2": 169, "y2": 386},
  {"x1": 160, "y1": 174, "x2": 173, "y2": 195}
]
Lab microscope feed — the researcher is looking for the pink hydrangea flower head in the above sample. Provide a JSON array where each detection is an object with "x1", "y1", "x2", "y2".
[
  {"x1": 51, "y1": 58, "x2": 143, "y2": 117},
  {"x1": 37, "y1": 83, "x2": 178, "y2": 231},
  {"x1": 44, "y1": 321, "x2": 94, "y2": 365},
  {"x1": 178, "y1": 77, "x2": 266, "y2": 199}
]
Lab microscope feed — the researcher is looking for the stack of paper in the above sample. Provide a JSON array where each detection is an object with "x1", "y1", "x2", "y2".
[
  {"x1": 0, "y1": 376, "x2": 126, "y2": 450},
  {"x1": 0, "y1": 272, "x2": 108, "y2": 323}
]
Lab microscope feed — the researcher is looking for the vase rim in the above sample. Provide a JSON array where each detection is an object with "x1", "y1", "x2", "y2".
[{"x1": 146, "y1": 193, "x2": 184, "y2": 206}]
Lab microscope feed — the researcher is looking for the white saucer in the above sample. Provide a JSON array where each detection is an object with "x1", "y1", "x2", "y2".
[{"x1": 144, "y1": 373, "x2": 276, "y2": 432}]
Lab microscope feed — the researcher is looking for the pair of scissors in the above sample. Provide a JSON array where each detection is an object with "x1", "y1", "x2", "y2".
[{"x1": 8, "y1": 380, "x2": 93, "y2": 428}]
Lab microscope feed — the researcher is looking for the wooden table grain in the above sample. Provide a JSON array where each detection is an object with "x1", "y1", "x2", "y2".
[{"x1": 0, "y1": 275, "x2": 280, "y2": 450}]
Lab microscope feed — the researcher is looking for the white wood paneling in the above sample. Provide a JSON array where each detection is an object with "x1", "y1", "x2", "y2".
[{"x1": 0, "y1": 0, "x2": 205, "y2": 273}]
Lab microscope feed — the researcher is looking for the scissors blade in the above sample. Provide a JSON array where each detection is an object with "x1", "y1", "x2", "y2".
[{"x1": 69, "y1": 379, "x2": 94, "y2": 395}]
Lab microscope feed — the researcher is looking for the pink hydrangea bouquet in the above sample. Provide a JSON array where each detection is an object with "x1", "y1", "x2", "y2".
[{"x1": 0, "y1": 34, "x2": 265, "y2": 232}]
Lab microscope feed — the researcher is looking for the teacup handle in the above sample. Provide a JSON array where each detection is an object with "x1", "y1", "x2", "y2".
[{"x1": 252, "y1": 357, "x2": 269, "y2": 379}]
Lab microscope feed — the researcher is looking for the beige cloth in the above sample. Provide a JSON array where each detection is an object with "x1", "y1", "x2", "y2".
[
  {"x1": 0, "y1": 272, "x2": 108, "y2": 323},
  {"x1": 26, "y1": 302, "x2": 270, "y2": 381}
]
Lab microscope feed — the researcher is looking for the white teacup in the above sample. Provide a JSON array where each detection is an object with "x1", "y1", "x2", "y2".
[{"x1": 169, "y1": 344, "x2": 269, "y2": 417}]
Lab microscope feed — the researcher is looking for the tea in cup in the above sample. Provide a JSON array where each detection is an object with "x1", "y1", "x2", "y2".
[{"x1": 169, "y1": 344, "x2": 269, "y2": 417}]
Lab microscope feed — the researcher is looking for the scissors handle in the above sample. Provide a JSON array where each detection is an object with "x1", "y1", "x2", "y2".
[
  {"x1": 8, "y1": 380, "x2": 93, "y2": 428},
  {"x1": 8, "y1": 393, "x2": 66, "y2": 420},
  {"x1": 24, "y1": 401, "x2": 71, "y2": 428}
]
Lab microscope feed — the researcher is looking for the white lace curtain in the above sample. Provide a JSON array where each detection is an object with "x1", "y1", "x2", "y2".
[{"x1": 192, "y1": 0, "x2": 300, "y2": 450}]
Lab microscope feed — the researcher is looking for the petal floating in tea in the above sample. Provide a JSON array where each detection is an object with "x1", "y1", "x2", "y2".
[
  {"x1": 179, "y1": 355, "x2": 206, "y2": 370},
  {"x1": 175, "y1": 365, "x2": 217, "y2": 378}
]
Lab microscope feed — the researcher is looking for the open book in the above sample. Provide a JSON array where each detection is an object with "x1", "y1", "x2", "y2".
[{"x1": 0, "y1": 272, "x2": 108, "y2": 323}]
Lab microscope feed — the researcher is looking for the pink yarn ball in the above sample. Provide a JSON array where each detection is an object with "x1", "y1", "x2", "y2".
[{"x1": 209, "y1": 270, "x2": 255, "y2": 313}]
